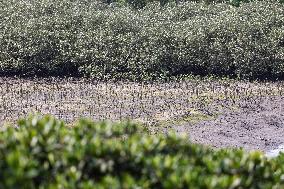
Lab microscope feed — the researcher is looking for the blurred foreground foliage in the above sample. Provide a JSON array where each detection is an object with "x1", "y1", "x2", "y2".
[
  {"x1": 0, "y1": 115, "x2": 284, "y2": 188},
  {"x1": 0, "y1": 0, "x2": 284, "y2": 81}
]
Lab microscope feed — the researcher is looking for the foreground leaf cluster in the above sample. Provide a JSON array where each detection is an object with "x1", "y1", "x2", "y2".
[{"x1": 0, "y1": 115, "x2": 284, "y2": 188}]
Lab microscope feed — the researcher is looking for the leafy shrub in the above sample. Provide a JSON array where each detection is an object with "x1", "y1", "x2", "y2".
[
  {"x1": 0, "y1": 115, "x2": 284, "y2": 188},
  {"x1": 0, "y1": 0, "x2": 284, "y2": 80}
]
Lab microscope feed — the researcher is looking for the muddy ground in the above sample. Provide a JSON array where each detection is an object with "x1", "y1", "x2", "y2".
[
  {"x1": 174, "y1": 96, "x2": 284, "y2": 152},
  {"x1": 1, "y1": 77, "x2": 284, "y2": 153}
]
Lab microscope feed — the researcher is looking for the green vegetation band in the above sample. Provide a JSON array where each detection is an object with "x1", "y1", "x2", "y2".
[{"x1": 0, "y1": 0, "x2": 284, "y2": 80}]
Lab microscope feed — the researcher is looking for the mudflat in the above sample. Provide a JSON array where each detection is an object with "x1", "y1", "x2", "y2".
[
  {"x1": 1, "y1": 77, "x2": 284, "y2": 153},
  {"x1": 175, "y1": 96, "x2": 284, "y2": 152}
]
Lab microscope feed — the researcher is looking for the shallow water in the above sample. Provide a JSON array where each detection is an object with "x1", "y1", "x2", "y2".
[{"x1": 265, "y1": 145, "x2": 284, "y2": 158}]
